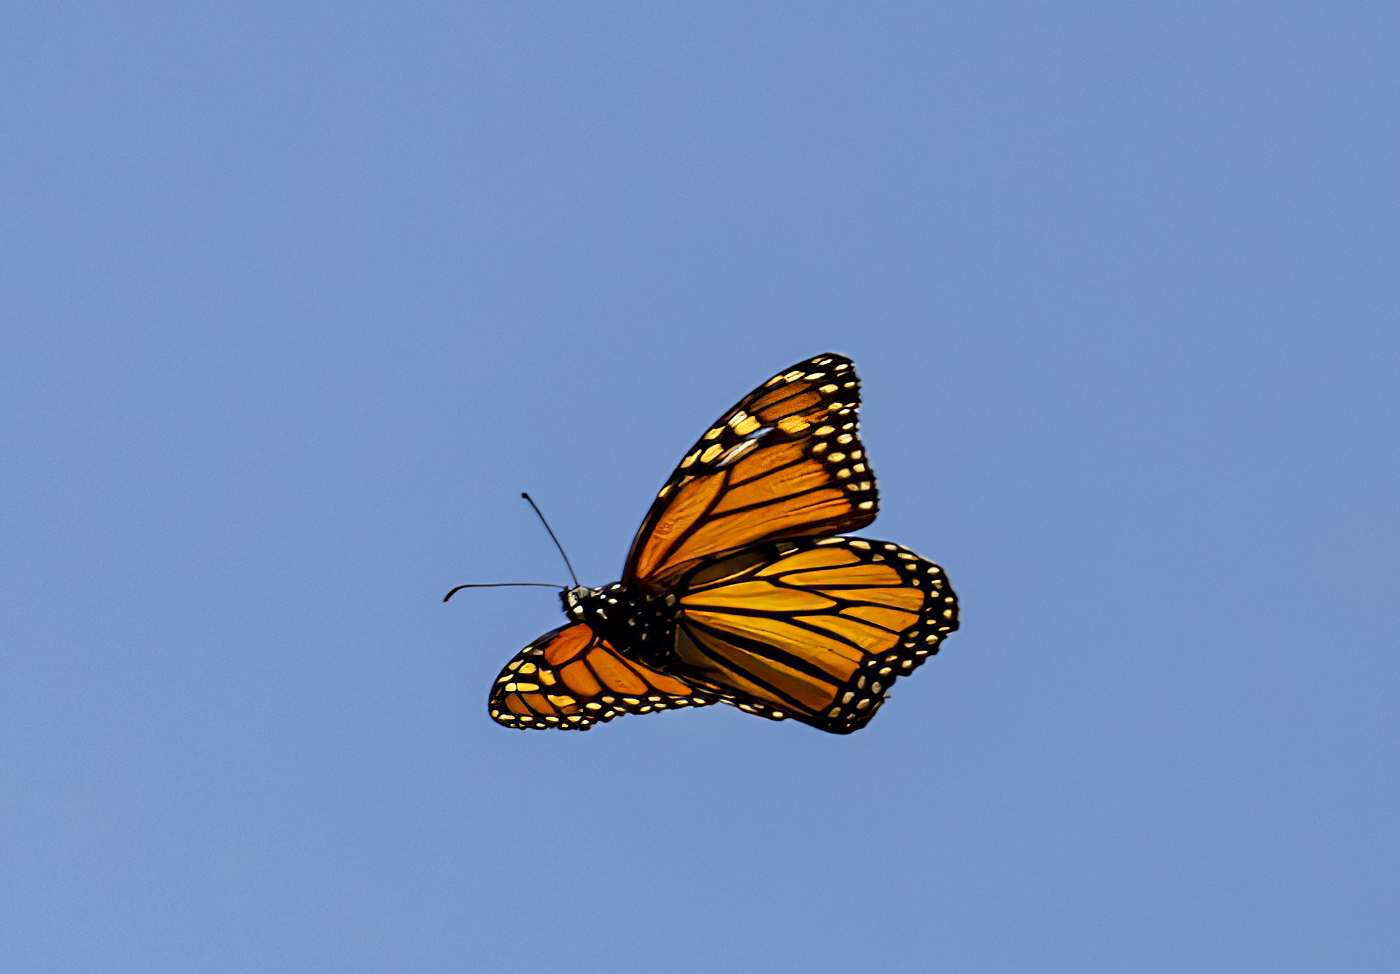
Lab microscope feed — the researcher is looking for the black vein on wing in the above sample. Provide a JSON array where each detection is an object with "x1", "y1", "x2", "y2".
[
  {"x1": 726, "y1": 453, "x2": 811, "y2": 487},
  {"x1": 703, "y1": 482, "x2": 846, "y2": 520},
  {"x1": 679, "y1": 621, "x2": 831, "y2": 712},
  {"x1": 642, "y1": 466, "x2": 734, "y2": 579},
  {"x1": 680, "y1": 615, "x2": 847, "y2": 687}
]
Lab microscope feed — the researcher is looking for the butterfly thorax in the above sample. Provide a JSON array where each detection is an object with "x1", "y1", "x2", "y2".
[{"x1": 562, "y1": 583, "x2": 678, "y2": 665}]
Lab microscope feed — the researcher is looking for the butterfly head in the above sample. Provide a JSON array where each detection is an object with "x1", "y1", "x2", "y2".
[{"x1": 562, "y1": 585, "x2": 595, "y2": 623}]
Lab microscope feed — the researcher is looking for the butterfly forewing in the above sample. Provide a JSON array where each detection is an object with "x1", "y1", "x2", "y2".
[
  {"x1": 623, "y1": 353, "x2": 878, "y2": 591},
  {"x1": 490, "y1": 623, "x2": 717, "y2": 730},
  {"x1": 669, "y1": 537, "x2": 959, "y2": 733}
]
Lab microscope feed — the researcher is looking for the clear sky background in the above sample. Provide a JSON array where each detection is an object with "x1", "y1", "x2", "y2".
[{"x1": 3, "y1": 2, "x2": 1397, "y2": 971}]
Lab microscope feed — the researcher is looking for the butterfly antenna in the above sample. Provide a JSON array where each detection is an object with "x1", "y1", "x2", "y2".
[
  {"x1": 521, "y1": 492, "x2": 581, "y2": 588},
  {"x1": 443, "y1": 582, "x2": 566, "y2": 603}
]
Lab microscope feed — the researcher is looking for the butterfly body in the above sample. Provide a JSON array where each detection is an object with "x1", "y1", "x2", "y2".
[
  {"x1": 485, "y1": 353, "x2": 960, "y2": 734},
  {"x1": 562, "y1": 582, "x2": 678, "y2": 662}
]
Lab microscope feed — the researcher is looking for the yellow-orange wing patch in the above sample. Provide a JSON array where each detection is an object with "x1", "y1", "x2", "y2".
[
  {"x1": 623, "y1": 353, "x2": 878, "y2": 592},
  {"x1": 489, "y1": 624, "x2": 717, "y2": 730},
  {"x1": 669, "y1": 536, "x2": 959, "y2": 734}
]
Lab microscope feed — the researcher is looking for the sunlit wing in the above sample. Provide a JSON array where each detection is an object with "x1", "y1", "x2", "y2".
[
  {"x1": 489, "y1": 623, "x2": 717, "y2": 730},
  {"x1": 667, "y1": 536, "x2": 959, "y2": 734},
  {"x1": 623, "y1": 353, "x2": 878, "y2": 592}
]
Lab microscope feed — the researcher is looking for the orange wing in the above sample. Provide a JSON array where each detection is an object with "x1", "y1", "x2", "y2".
[
  {"x1": 622, "y1": 353, "x2": 878, "y2": 592},
  {"x1": 667, "y1": 536, "x2": 959, "y2": 734},
  {"x1": 489, "y1": 624, "x2": 717, "y2": 730}
]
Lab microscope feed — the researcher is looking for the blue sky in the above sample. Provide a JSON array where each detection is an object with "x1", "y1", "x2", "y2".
[{"x1": 3, "y1": 2, "x2": 1397, "y2": 971}]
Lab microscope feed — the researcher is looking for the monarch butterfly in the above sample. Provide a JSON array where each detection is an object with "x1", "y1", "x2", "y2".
[{"x1": 464, "y1": 353, "x2": 959, "y2": 734}]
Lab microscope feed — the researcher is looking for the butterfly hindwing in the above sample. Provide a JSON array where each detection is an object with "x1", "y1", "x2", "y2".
[
  {"x1": 489, "y1": 623, "x2": 717, "y2": 730},
  {"x1": 668, "y1": 536, "x2": 959, "y2": 734},
  {"x1": 623, "y1": 353, "x2": 878, "y2": 591}
]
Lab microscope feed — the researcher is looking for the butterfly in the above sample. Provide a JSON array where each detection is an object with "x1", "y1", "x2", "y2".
[{"x1": 481, "y1": 353, "x2": 958, "y2": 734}]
